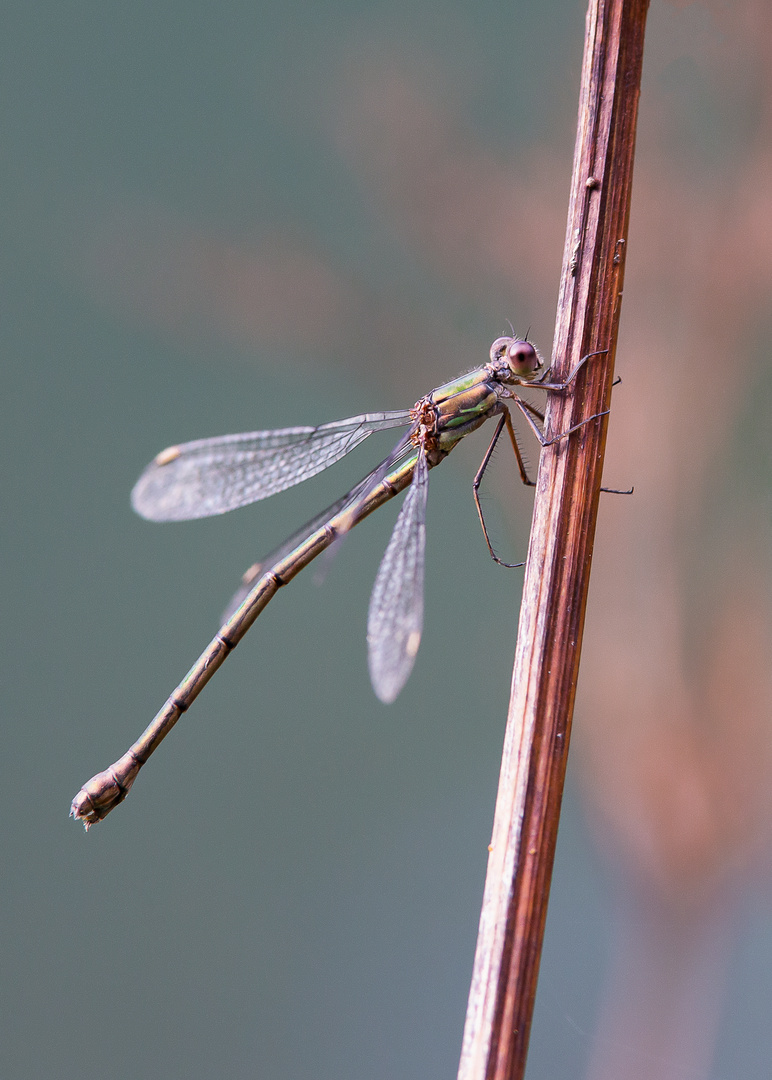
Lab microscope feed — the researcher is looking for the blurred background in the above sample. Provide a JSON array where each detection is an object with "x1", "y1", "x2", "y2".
[{"x1": 3, "y1": 0, "x2": 772, "y2": 1077}]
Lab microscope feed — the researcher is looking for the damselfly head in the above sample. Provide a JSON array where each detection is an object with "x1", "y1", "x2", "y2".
[{"x1": 489, "y1": 337, "x2": 544, "y2": 382}]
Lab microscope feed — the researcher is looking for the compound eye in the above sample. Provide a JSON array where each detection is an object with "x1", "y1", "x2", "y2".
[
  {"x1": 489, "y1": 337, "x2": 512, "y2": 363},
  {"x1": 507, "y1": 340, "x2": 539, "y2": 377}
]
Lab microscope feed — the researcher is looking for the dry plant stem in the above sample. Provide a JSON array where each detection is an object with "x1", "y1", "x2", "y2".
[{"x1": 457, "y1": 3, "x2": 650, "y2": 1079}]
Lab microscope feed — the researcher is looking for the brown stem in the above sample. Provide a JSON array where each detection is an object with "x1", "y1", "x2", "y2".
[{"x1": 457, "y1": 2, "x2": 650, "y2": 1078}]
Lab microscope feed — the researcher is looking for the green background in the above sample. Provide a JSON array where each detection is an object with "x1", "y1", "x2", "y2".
[{"x1": 3, "y1": 2, "x2": 772, "y2": 1077}]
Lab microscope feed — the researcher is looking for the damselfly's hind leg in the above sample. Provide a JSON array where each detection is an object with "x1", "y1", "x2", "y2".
[
  {"x1": 472, "y1": 408, "x2": 526, "y2": 569},
  {"x1": 599, "y1": 482, "x2": 634, "y2": 495}
]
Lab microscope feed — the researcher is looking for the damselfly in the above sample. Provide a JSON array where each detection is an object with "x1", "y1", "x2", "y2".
[{"x1": 70, "y1": 336, "x2": 606, "y2": 828}]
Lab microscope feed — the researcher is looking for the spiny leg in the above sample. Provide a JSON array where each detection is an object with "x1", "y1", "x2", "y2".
[
  {"x1": 530, "y1": 348, "x2": 609, "y2": 391},
  {"x1": 472, "y1": 409, "x2": 525, "y2": 569},
  {"x1": 512, "y1": 397, "x2": 632, "y2": 495},
  {"x1": 527, "y1": 349, "x2": 631, "y2": 493},
  {"x1": 504, "y1": 382, "x2": 610, "y2": 448},
  {"x1": 514, "y1": 396, "x2": 545, "y2": 433},
  {"x1": 599, "y1": 481, "x2": 634, "y2": 495}
]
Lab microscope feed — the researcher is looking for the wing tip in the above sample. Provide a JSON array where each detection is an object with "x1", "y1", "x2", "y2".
[{"x1": 154, "y1": 444, "x2": 181, "y2": 467}]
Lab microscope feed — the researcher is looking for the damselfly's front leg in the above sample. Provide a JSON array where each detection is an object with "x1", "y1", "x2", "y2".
[{"x1": 528, "y1": 348, "x2": 609, "y2": 391}]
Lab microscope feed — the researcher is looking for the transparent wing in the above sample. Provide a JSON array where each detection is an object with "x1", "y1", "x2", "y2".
[
  {"x1": 220, "y1": 472, "x2": 374, "y2": 623},
  {"x1": 131, "y1": 410, "x2": 412, "y2": 522},
  {"x1": 367, "y1": 447, "x2": 428, "y2": 704},
  {"x1": 336, "y1": 430, "x2": 415, "y2": 535},
  {"x1": 220, "y1": 431, "x2": 418, "y2": 622}
]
